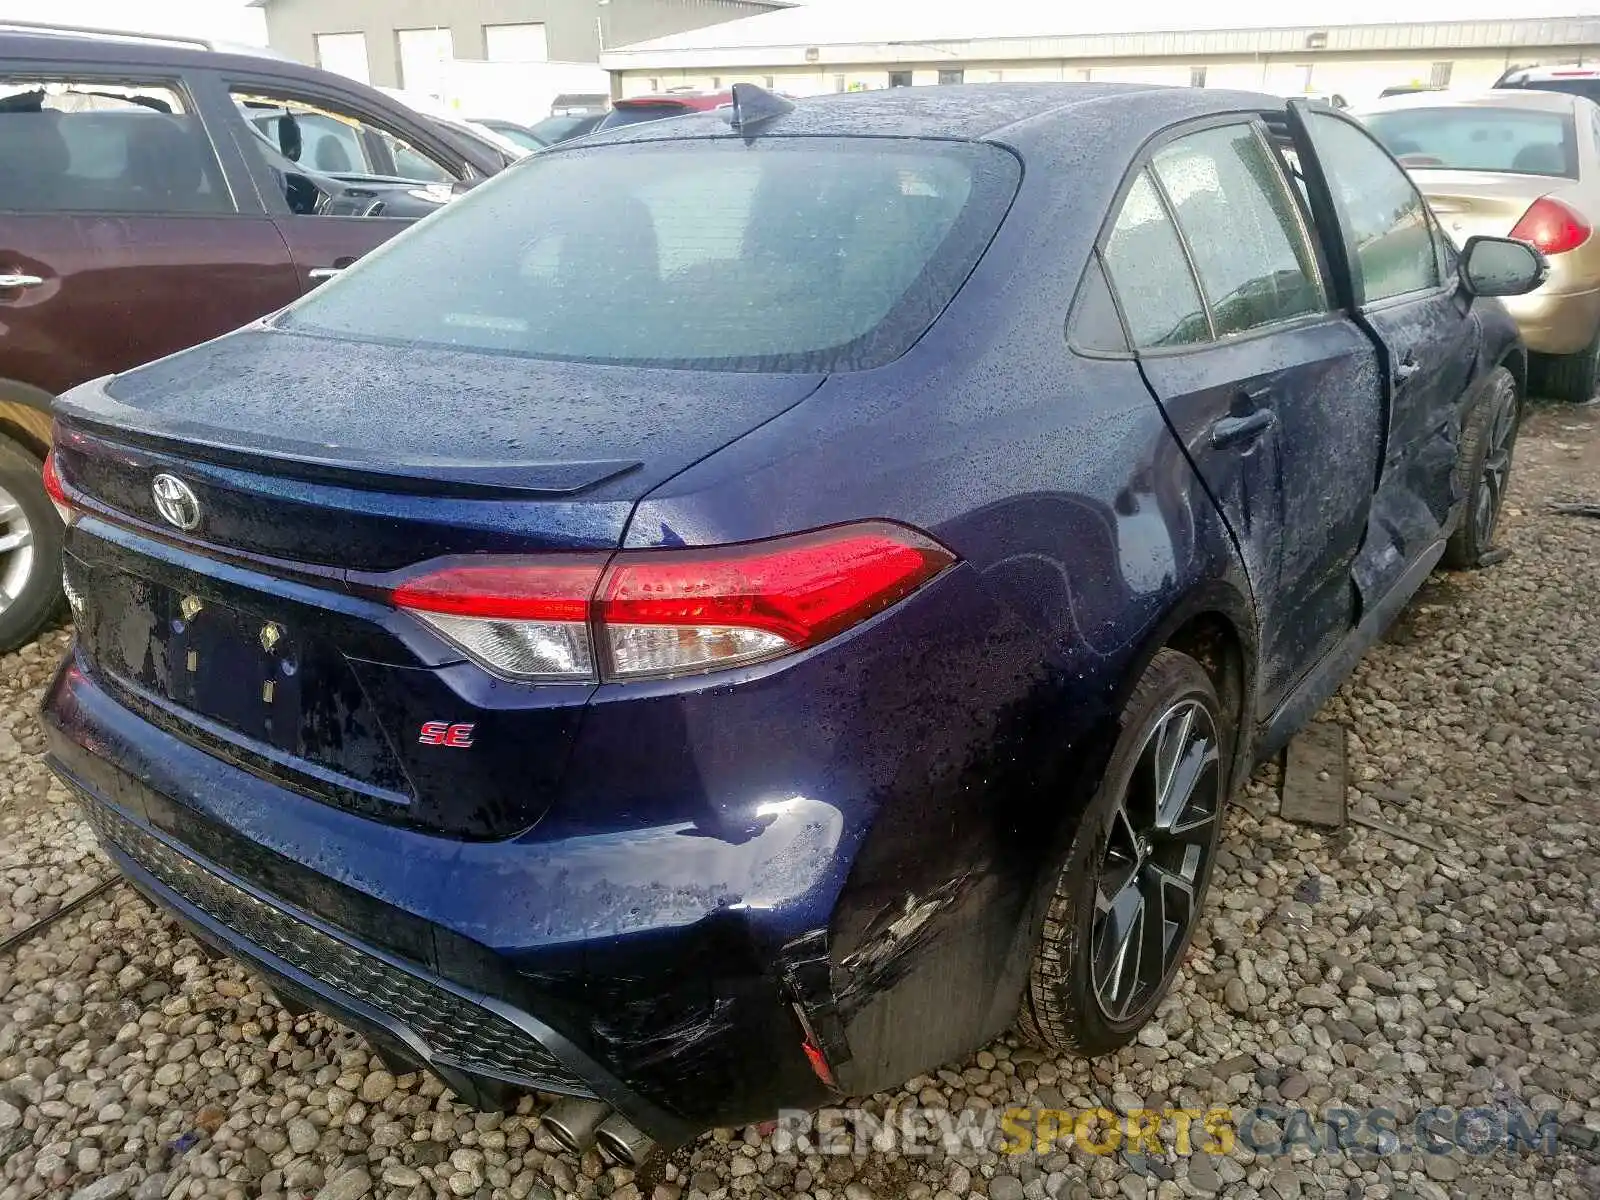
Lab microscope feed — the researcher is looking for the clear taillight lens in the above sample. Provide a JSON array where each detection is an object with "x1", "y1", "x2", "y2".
[
  {"x1": 386, "y1": 523, "x2": 956, "y2": 683},
  {"x1": 390, "y1": 560, "x2": 604, "y2": 682}
]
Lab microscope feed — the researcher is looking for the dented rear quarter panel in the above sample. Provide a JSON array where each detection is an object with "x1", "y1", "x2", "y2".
[{"x1": 606, "y1": 99, "x2": 1260, "y2": 1100}]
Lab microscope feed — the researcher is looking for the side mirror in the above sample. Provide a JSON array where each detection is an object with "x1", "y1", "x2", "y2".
[{"x1": 1460, "y1": 235, "x2": 1549, "y2": 298}]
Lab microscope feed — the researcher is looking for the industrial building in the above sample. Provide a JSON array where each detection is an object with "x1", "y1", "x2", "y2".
[
  {"x1": 598, "y1": 7, "x2": 1600, "y2": 106},
  {"x1": 249, "y1": 0, "x2": 785, "y2": 91}
]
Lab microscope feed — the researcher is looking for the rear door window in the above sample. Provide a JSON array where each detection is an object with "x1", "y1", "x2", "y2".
[
  {"x1": 0, "y1": 79, "x2": 231, "y2": 214},
  {"x1": 281, "y1": 138, "x2": 1021, "y2": 372},
  {"x1": 1102, "y1": 170, "x2": 1210, "y2": 348},
  {"x1": 1152, "y1": 124, "x2": 1325, "y2": 337}
]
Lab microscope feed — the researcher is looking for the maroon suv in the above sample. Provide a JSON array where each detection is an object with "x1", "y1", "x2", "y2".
[{"x1": 0, "y1": 26, "x2": 506, "y2": 649}]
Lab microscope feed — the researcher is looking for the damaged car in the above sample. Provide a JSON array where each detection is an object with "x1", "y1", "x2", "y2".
[{"x1": 42, "y1": 84, "x2": 1544, "y2": 1154}]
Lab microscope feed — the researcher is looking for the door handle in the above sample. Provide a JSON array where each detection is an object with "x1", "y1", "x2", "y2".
[
  {"x1": 1210, "y1": 408, "x2": 1276, "y2": 449},
  {"x1": 0, "y1": 273, "x2": 44, "y2": 289},
  {"x1": 307, "y1": 267, "x2": 343, "y2": 281}
]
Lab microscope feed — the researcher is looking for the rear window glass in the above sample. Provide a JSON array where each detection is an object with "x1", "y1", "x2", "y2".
[
  {"x1": 1363, "y1": 107, "x2": 1577, "y2": 177},
  {"x1": 1501, "y1": 77, "x2": 1600, "y2": 104},
  {"x1": 595, "y1": 103, "x2": 697, "y2": 130},
  {"x1": 282, "y1": 137, "x2": 1020, "y2": 372}
]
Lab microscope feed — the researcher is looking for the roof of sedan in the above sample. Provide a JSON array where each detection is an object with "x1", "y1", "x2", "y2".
[{"x1": 587, "y1": 82, "x2": 1287, "y2": 146}]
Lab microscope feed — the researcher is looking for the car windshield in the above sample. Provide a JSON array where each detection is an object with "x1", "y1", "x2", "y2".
[
  {"x1": 485, "y1": 123, "x2": 547, "y2": 151},
  {"x1": 1363, "y1": 106, "x2": 1578, "y2": 177},
  {"x1": 281, "y1": 137, "x2": 1020, "y2": 372},
  {"x1": 527, "y1": 115, "x2": 593, "y2": 144}
]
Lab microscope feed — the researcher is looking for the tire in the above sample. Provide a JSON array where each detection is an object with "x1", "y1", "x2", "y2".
[
  {"x1": 1532, "y1": 327, "x2": 1600, "y2": 402},
  {"x1": 1443, "y1": 367, "x2": 1520, "y2": 570},
  {"x1": 0, "y1": 436, "x2": 64, "y2": 653},
  {"x1": 1019, "y1": 649, "x2": 1231, "y2": 1056}
]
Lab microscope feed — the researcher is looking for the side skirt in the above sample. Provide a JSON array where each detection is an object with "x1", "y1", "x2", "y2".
[{"x1": 1257, "y1": 538, "x2": 1447, "y2": 758}]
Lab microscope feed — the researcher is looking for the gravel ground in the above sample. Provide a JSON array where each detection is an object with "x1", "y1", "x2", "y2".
[{"x1": 1, "y1": 402, "x2": 1597, "y2": 1200}]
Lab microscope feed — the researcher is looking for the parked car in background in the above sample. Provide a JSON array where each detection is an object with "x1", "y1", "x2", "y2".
[
  {"x1": 43, "y1": 83, "x2": 1543, "y2": 1151},
  {"x1": 471, "y1": 116, "x2": 556, "y2": 152},
  {"x1": 483, "y1": 112, "x2": 606, "y2": 149},
  {"x1": 1360, "y1": 88, "x2": 1600, "y2": 400},
  {"x1": 1496, "y1": 62, "x2": 1600, "y2": 106},
  {"x1": 432, "y1": 114, "x2": 530, "y2": 166},
  {"x1": 0, "y1": 25, "x2": 507, "y2": 651},
  {"x1": 594, "y1": 88, "x2": 732, "y2": 131},
  {"x1": 551, "y1": 92, "x2": 608, "y2": 117},
  {"x1": 1379, "y1": 83, "x2": 1447, "y2": 99}
]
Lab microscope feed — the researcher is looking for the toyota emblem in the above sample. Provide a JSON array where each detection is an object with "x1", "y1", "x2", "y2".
[{"x1": 151, "y1": 474, "x2": 201, "y2": 531}]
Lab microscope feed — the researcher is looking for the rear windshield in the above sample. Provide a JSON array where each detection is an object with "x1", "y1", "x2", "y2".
[
  {"x1": 1363, "y1": 107, "x2": 1578, "y2": 177},
  {"x1": 282, "y1": 137, "x2": 1020, "y2": 372},
  {"x1": 1501, "y1": 76, "x2": 1600, "y2": 104}
]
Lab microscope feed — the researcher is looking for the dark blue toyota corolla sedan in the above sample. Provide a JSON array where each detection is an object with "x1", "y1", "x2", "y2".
[{"x1": 41, "y1": 84, "x2": 1544, "y2": 1153}]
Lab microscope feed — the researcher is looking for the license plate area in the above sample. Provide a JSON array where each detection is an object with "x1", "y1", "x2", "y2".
[
  {"x1": 69, "y1": 554, "x2": 305, "y2": 753},
  {"x1": 159, "y1": 590, "x2": 303, "y2": 750}
]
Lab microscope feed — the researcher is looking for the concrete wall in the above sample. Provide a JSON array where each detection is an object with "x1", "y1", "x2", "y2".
[
  {"x1": 260, "y1": 0, "x2": 776, "y2": 88},
  {"x1": 614, "y1": 46, "x2": 1598, "y2": 106}
]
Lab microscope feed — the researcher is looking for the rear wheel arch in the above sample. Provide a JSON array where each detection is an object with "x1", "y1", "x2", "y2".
[{"x1": 1116, "y1": 584, "x2": 1258, "y2": 765}]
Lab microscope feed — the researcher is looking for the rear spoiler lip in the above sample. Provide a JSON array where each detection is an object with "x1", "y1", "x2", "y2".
[{"x1": 53, "y1": 387, "x2": 641, "y2": 499}]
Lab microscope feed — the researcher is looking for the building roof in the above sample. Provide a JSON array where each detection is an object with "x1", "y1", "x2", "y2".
[{"x1": 601, "y1": 3, "x2": 1600, "y2": 67}]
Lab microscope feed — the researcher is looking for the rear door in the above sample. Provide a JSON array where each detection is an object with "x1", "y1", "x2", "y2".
[
  {"x1": 1099, "y1": 120, "x2": 1384, "y2": 707},
  {"x1": 0, "y1": 68, "x2": 298, "y2": 397},
  {"x1": 1287, "y1": 102, "x2": 1479, "y2": 608},
  {"x1": 207, "y1": 74, "x2": 472, "y2": 292}
]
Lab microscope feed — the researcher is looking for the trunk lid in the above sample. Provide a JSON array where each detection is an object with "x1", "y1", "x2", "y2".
[
  {"x1": 55, "y1": 327, "x2": 823, "y2": 840},
  {"x1": 58, "y1": 326, "x2": 823, "y2": 567},
  {"x1": 1410, "y1": 169, "x2": 1554, "y2": 248}
]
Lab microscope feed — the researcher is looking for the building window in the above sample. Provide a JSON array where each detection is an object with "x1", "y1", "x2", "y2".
[
  {"x1": 889, "y1": 70, "x2": 912, "y2": 87},
  {"x1": 647, "y1": 77, "x2": 660, "y2": 92},
  {"x1": 1190, "y1": 66, "x2": 1207, "y2": 88},
  {"x1": 1076, "y1": 68, "x2": 1093, "y2": 82},
  {"x1": 834, "y1": 73, "x2": 846, "y2": 92},
  {"x1": 938, "y1": 68, "x2": 964, "y2": 85},
  {"x1": 989, "y1": 69, "x2": 1004, "y2": 82},
  {"x1": 711, "y1": 76, "x2": 721, "y2": 88},
  {"x1": 484, "y1": 23, "x2": 548, "y2": 62},
  {"x1": 764, "y1": 75, "x2": 775, "y2": 88},
  {"x1": 314, "y1": 32, "x2": 370, "y2": 84},
  {"x1": 1430, "y1": 61, "x2": 1453, "y2": 87},
  {"x1": 396, "y1": 27, "x2": 454, "y2": 99}
]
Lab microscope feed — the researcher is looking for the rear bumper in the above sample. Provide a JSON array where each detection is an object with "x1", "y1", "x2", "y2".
[
  {"x1": 75, "y1": 786, "x2": 606, "y2": 1112},
  {"x1": 44, "y1": 654, "x2": 836, "y2": 1142},
  {"x1": 1502, "y1": 282, "x2": 1600, "y2": 356}
]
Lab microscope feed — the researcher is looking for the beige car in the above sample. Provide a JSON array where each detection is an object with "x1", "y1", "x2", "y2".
[{"x1": 1358, "y1": 89, "x2": 1600, "y2": 400}]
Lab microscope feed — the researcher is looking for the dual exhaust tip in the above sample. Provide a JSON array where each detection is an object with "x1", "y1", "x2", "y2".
[{"x1": 540, "y1": 1097, "x2": 655, "y2": 1166}]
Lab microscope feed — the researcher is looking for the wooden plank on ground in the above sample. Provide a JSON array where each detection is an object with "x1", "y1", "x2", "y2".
[{"x1": 1280, "y1": 721, "x2": 1347, "y2": 828}]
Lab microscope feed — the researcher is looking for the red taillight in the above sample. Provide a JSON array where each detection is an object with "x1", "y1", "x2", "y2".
[
  {"x1": 1509, "y1": 197, "x2": 1591, "y2": 256},
  {"x1": 41, "y1": 450, "x2": 77, "y2": 527},
  {"x1": 387, "y1": 522, "x2": 955, "y2": 682},
  {"x1": 391, "y1": 560, "x2": 604, "y2": 622}
]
